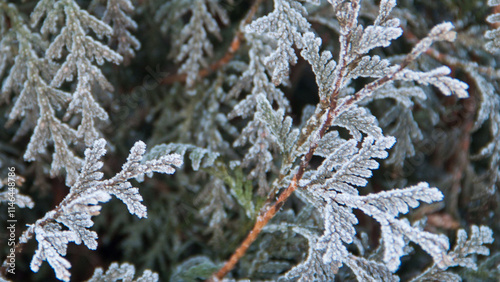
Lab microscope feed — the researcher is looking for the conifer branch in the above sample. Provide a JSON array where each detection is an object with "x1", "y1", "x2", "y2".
[
  {"x1": 211, "y1": 20, "x2": 461, "y2": 280},
  {"x1": 160, "y1": 0, "x2": 264, "y2": 85}
]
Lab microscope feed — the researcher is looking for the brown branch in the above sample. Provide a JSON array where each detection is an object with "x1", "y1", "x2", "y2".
[{"x1": 160, "y1": 0, "x2": 264, "y2": 85}]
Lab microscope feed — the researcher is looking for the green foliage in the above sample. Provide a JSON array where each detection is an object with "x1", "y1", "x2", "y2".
[
  {"x1": 208, "y1": 162, "x2": 260, "y2": 218},
  {"x1": 1, "y1": 0, "x2": 500, "y2": 281},
  {"x1": 170, "y1": 256, "x2": 219, "y2": 282},
  {"x1": 255, "y1": 93, "x2": 299, "y2": 155}
]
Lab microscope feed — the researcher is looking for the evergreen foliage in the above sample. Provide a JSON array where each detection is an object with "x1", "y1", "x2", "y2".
[{"x1": 1, "y1": 0, "x2": 500, "y2": 281}]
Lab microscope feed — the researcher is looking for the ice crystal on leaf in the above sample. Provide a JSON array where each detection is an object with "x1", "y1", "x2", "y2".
[
  {"x1": 228, "y1": 35, "x2": 291, "y2": 194},
  {"x1": 0, "y1": 1, "x2": 82, "y2": 185},
  {"x1": 1, "y1": 0, "x2": 131, "y2": 185},
  {"x1": 411, "y1": 225, "x2": 494, "y2": 281},
  {"x1": 395, "y1": 67, "x2": 468, "y2": 98},
  {"x1": 353, "y1": 6, "x2": 402, "y2": 55},
  {"x1": 87, "y1": 262, "x2": 159, "y2": 282},
  {"x1": 0, "y1": 175, "x2": 34, "y2": 208},
  {"x1": 246, "y1": 0, "x2": 314, "y2": 85},
  {"x1": 335, "y1": 183, "x2": 449, "y2": 271},
  {"x1": 32, "y1": 0, "x2": 122, "y2": 146},
  {"x1": 144, "y1": 143, "x2": 218, "y2": 172},
  {"x1": 156, "y1": 0, "x2": 229, "y2": 87},
  {"x1": 102, "y1": 0, "x2": 141, "y2": 65},
  {"x1": 332, "y1": 105, "x2": 383, "y2": 141},
  {"x1": 485, "y1": 0, "x2": 500, "y2": 53},
  {"x1": 299, "y1": 137, "x2": 451, "y2": 273},
  {"x1": 360, "y1": 83, "x2": 428, "y2": 168},
  {"x1": 345, "y1": 255, "x2": 399, "y2": 282},
  {"x1": 278, "y1": 226, "x2": 341, "y2": 281},
  {"x1": 289, "y1": 180, "x2": 450, "y2": 278},
  {"x1": 255, "y1": 94, "x2": 299, "y2": 154},
  {"x1": 300, "y1": 32, "x2": 337, "y2": 100},
  {"x1": 18, "y1": 139, "x2": 182, "y2": 281},
  {"x1": 229, "y1": 35, "x2": 290, "y2": 119},
  {"x1": 346, "y1": 55, "x2": 397, "y2": 82},
  {"x1": 300, "y1": 136, "x2": 395, "y2": 195}
]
